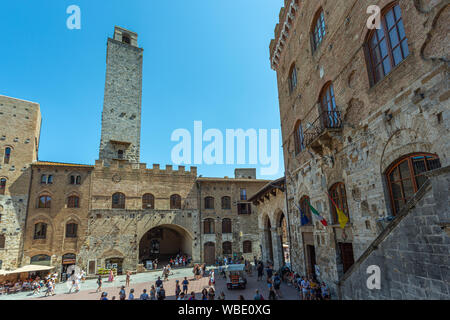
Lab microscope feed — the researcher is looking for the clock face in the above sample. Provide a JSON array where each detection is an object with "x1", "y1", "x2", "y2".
[{"x1": 112, "y1": 174, "x2": 121, "y2": 183}]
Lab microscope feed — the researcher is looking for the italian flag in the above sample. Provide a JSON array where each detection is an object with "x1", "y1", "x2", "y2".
[{"x1": 306, "y1": 199, "x2": 328, "y2": 227}]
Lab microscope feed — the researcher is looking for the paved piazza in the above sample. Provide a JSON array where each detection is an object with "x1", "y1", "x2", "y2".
[{"x1": 0, "y1": 267, "x2": 300, "y2": 300}]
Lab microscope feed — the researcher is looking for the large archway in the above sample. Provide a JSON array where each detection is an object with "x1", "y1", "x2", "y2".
[
  {"x1": 278, "y1": 212, "x2": 290, "y2": 266},
  {"x1": 139, "y1": 224, "x2": 193, "y2": 267}
]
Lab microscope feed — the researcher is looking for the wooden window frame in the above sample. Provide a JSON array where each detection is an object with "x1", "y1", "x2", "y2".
[
  {"x1": 294, "y1": 121, "x2": 305, "y2": 155},
  {"x1": 0, "y1": 178, "x2": 6, "y2": 195},
  {"x1": 288, "y1": 64, "x2": 298, "y2": 94},
  {"x1": 222, "y1": 218, "x2": 232, "y2": 234},
  {"x1": 67, "y1": 196, "x2": 80, "y2": 208},
  {"x1": 204, "y1": 196, "x2": 215, "y2": 210},
  {"x1": 221, "y1": 196, "x2": 231, "y2": 210},
  {"x1": 142, "y1": 193, "x2": 155, "y2": 209},
  {"x1": 0, "y1": 234, "x2": 5, "y2": 249},
  {"x1": 170, "y1": 194, "x2": 182, "y2": 209},
  {"x1": 203, "y1": 218, "x2": 215, "y2": 234},
  {"x1": 365, "y1": 2, "x2": 409, "y2": 86},
  {"x1": 243, "y1": 240, "x2": 252, "y2": 253},
  {"x1": 386, "y1": 153, "x2": 440, "y2": 215},
  {"x1": 34, "y1": 223, "x2": 47, "y2": 240},
  {"x1": 65, "y1": 223, "x2": 78, "y2": 238},
  {"x1": 311, "y1": 8, "x2": 326, "y2": 53},
  {"x1": 38, "y1": 195, "x2": 51, "y2": 208},
  {"x1": 112, "y1": 192, "x2": 126, "y2": 209},
  {"x1": 329, "y1": 182, "x2": 350, "y2": 224},
  {"x1": 3, "y1": 147, "x2": 11, "y2": 164},
  {"x1": 222, "y1": 241, "x2": 232, "y2": 255}
]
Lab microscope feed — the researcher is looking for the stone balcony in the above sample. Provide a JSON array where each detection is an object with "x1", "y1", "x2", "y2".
[{"x1": 304, "y1": 110, "x2": 343, "y2": 156}]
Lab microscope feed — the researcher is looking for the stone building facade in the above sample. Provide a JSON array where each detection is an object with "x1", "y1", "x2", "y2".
[
  {"x1": 269, "y1": 0, "x2": 449, "y2": 297},
  {"x1": 0, "y1": 96, "x2": 41, "y2": 270},
  {"x1": 0, "y1": 27, "x2": 267, "y2": 277}
]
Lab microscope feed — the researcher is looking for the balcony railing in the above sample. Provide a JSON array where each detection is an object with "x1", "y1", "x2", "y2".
[{"x1": 304, "y1": 111, "x2": 342, "y2": 147}]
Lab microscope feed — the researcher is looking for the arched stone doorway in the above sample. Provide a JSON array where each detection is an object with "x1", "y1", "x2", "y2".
[
  {"x1": 139, "y1": 224, "x2": 193, "y2": 267},
  {"x1": 279, "y1": 212, "x2": 290, "y2": 266},
  {"x1": 263, "y1": 216, "x2": 274, "y2": 264}
]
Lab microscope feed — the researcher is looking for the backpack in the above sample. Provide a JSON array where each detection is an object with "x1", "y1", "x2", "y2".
[{"x1": 274, "y1": 277, "x2": 281, "y2": 286}]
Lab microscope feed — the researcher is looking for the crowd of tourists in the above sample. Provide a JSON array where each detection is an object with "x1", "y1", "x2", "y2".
[
  {"x1": 0, "y1": 272, "x2": 61, "y2": 296},
  {"x1": 253, "y1": 259, "x2": 330, "y2": 300}
]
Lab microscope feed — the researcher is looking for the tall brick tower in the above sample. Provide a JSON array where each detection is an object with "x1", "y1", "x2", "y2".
[{"x1": 99, "y1": 26, "x2": 143, "y2": 164}]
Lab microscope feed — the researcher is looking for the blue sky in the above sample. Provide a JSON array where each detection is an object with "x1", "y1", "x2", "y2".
[{"x1": 0, "y1": 0, "x2": 284, "y2": 179}]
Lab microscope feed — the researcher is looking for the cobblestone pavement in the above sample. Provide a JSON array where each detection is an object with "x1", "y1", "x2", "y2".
[{"x1": 0, "y1": 267, "x2": 300, "y2": 300}]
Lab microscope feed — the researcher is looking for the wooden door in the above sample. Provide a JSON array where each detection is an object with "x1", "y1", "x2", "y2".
[
  {"x1": 204, "y1": 242, "x2": 215, "y2": 265},
  {"x1": 339, "y1": 243, "x2": 355, "y2": 273}
]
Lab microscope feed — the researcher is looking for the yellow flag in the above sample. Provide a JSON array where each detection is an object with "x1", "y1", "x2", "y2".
[{"x1": 337, "y1": 207, "x2": 349, "y2": 229}]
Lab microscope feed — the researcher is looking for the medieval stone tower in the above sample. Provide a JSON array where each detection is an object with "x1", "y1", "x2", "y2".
[{"x1": 99, "y1": 26, "x2": 143, "y2": 163}]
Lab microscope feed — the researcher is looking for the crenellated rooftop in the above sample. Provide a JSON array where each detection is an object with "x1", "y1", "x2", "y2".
[
  {"x1": 94, "y1": 159, "x2": 197, "y2": 176},
  {"x1": 269, "y1": 0, "x2": 300, "y2": 70}
]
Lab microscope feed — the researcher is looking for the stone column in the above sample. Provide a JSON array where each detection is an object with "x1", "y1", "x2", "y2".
[
  {"x1": 271, "y1": 227, "x2": 284, "y2": 271},
  {"x1": 260, "y1": 229, "x2": 267, "y2": 263}
]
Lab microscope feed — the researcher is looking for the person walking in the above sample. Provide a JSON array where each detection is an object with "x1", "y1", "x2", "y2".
[
  {"x1": 175, "y1": 280, "x2": 181, "y2": 300},
  {"x1": 149, "y1": 285, "x2": 156, "y2": 300},
  {"x1": 273, "y1": 273, "x2": 283, "y2": 298},
  {"x1": 257, "y1": 262, "x2": 264, "y2": 281},
  {"x1": 182, "y1": 277, "x2": 189, "y2": 294},
  {"x1": 157, "y1": 285, "x2": 166, "y2": 300},
  {"x1": 96, "y1": 276, "x2": 102, "y2": 293},
  {"x1": 125, "y1": 271, "x2": 131, "y2": 287}
]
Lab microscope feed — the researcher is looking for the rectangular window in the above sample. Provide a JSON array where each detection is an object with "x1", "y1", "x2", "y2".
[{"x1": 240, "y1": 189, "x2": 247, "y2": 201}]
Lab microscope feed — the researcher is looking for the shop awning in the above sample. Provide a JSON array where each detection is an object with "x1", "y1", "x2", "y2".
[{"x1": 4, "y1": 265, "x2": 56, "y2": 275}]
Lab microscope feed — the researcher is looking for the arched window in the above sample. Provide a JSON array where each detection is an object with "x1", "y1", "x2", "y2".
[
  {"x1": 117, "y1": 150, "x2": 124, "y2": 159},
  {"x1": 170, "y1": 194, "x2": 181, "y2": 209},
  {"x1": 66, "y1": 223, "x2": 78, "y2": 238},
  {"x1": 221, "y1": 196, "x2": 231, "y2": 210},
  {"x1": 243, "y1": 240, "x2": 252, "y2": 253},
  {"x1": 122, "y1": 34, "x2": 131, "y2": 44},
  {"x1": 112, "y1": 192, "x2": 125, "y2": 209},
  {"x1": 67, "y1": 196, "x2": 80, "y2": 208},
  {"x1": 204, "y1": 197, "x2": 215, "y2": 209},
  {"x1": 142, "y1": 193, "x2": 155, "y2": 209},
  {"x1": 0, "y1": 178, "x2": 5, "y2": 195},
  {"x1": 288, "y1": 64, "x2": 298, "y2": 94},
  {"x1": 3, "y1": 147, "x2": 11, "y2": 164},
  {"x1": 222, "y1": 241, "x2": 232, "y2": 255},
  {"x1": 299, "y1": 196, "x2": 313, "y2": 225},
  {"x1": 222, "y1": 218, "x2": 232, "y2": 234},
  {"x1": 34, "y1": 223, "x2": 47, "y2": 239},
  {"x1": 386, "y1": 153, "x2": 441, "y2": 215},
  {"x1": 294, "y1": 121, "x2": 305, "y2": 155},
  {"x1": 329, "y1": 183, "x2": 349, "y2": 224},
  {"x1": 75, "y1": 175, "x2": 81, "y2": 185},
  {"x1": 70, "y1": 175, "x2": 75, "y2": 184},
  {"x1": 319, "y1": 82, "x2": 340, "y2": 128},
  {"x1": 40, "y1": 174, "x2": 47, "y2": 184},
  {"x1": 311, "y1": 8, "x2": 326, "y2": 52},
  {"x1": 0, "y1": 234, "x2": 5, "y2": 249},
  {"x1": 366, "y1": 2, "x2": 409, "y2": 85},
  {"x1": 47, "y1": 175, "x2": 53, "y2": 184},
  {"x1": 203, "y1": 218, "x2": 215, "y2": 234},
  {"x1": 38, "y1": 195, "x2": 51, "y2": 208}
]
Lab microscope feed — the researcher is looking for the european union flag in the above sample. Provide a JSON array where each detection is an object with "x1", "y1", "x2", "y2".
[{"x1": 295, "y1": 204, "x2": 310, "y2": 226}]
